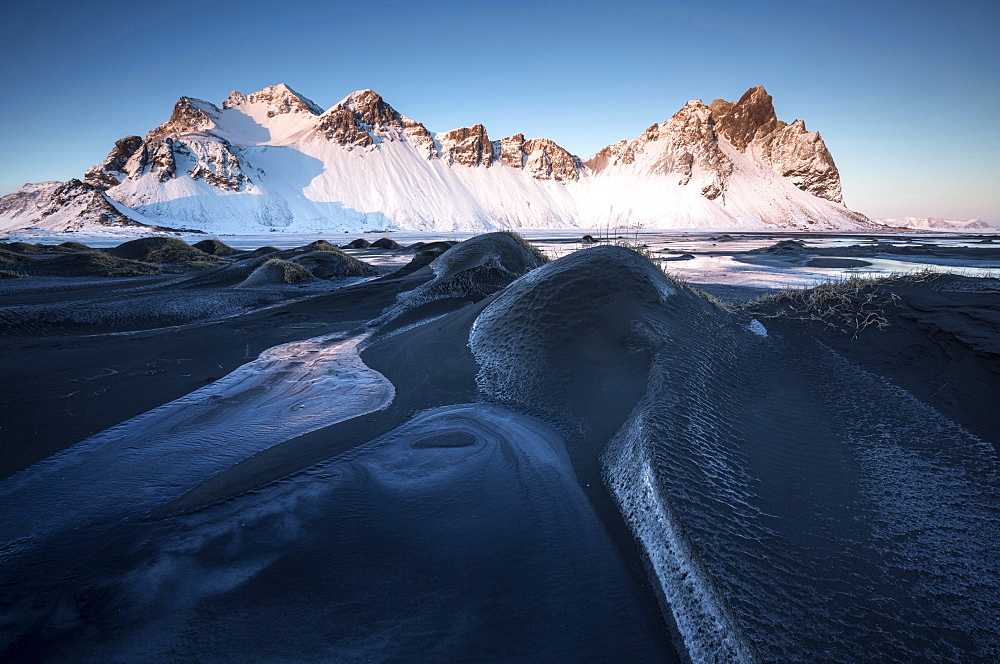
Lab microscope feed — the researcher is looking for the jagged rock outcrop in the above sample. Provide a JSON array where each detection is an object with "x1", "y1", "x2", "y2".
[
  {"x1": 316, "y1": 89, "x2": 434, "y2": 154},
  {"x1": 496, "y1": 135, "x2": 580, "y2": 182},
  {"x1": 223, "y1": 83, "x2": 322, "y2": 117},
  {"x1": 585, "y1": 100, "x2": 732, "y2": 199},
  {"x1": 439, "y1": 125, "x2": 493, "y2": 168},
  {"x1": 497, "y1": 134, "x2": 527, "y2": 169},
  {"x1": 709, "y1": 87, "x2": 784, "y2": 150},
  {"x1": 84, "y1": 136, "x2": 145, "y2": 189},
  {"x1": 147, "y1": 97, "x2": 220, "y2": 142},
  {"x1": 710, "y1": 86, "x2": 843, "y2": 203}
]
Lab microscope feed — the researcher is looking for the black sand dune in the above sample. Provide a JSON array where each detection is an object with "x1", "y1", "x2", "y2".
[
  {"x1": 375, "y1": 231, "x2": 547, "y2": 330},
  {"x1": 4, "y1": 249, "x2": 164, "y2": 277},
  {"x1": 237, "y1": 258, "x2": 316, "y2": 287},
  {"x1": 192, "y1": 238, "x2": 242, "y2": 256},
  {"x1": 0, "y1": 233, "x2": 997, "y2": 663},
  {"x1": 106, "y1": 236, "x2": 222, "y2": 267},
  {"x1": 289, "y1": 249, "x2": 379, "y2": 278},
  {"x1": 371, "y1": 236, "x2": 402, "y2": 250}
]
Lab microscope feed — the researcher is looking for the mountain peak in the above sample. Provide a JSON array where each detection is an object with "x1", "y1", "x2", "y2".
[
  {"x1": 709, "y1": 85, "x2": 780, "y2": 150},
  {"x1": 322, "y1": 89, "x2": 411, "y2": 139},
  {"x1": 334, "y1": 89, "x2": 384, "y2": 110},
  {"x1": 224, "y1": 84, "x2": 322, "y2": 115},
  {"x1": 146, "y1": 96, "x2": 220, "y2": 142}
]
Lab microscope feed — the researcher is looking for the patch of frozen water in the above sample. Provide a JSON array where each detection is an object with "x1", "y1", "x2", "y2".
[
  {"x1": 0, "y1": 331, "x2": 394, "y2": 562},
  {"x1": 746, "y1": 319, "x2": 767, "y2": 337}
]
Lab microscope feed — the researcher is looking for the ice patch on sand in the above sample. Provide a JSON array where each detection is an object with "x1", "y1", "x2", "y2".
[
  {"x1": 0, "y1": 331, "x2": 394, "y2": 561},
  {"x1": 603, "y1": 391, "x2": 760, "y2": 664}
]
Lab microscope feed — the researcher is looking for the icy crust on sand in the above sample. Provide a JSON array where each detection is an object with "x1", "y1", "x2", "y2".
[
  {"x1": 377, "y1": 232, "x2": 546, "y2": 325},
  {"x1": 602, "y1": 334, "x2": 761, "y2": 664},
  {"x1": 0, "y1": 405, "x2": 668, "y2": 662},
  {"x1": 611, "y1": 307, "x2": 1000, "y2": 661},
  {"x1": 0, "y1": 332, "x2": 393, "y2": 561},
  {"x1": 604, "y1": 431, "x2": 759, "y2": 664}
]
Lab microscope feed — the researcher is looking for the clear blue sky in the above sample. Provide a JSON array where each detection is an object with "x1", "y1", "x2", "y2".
[{"x1": 2, "y1": 0, "x2": 998, "y2": 222}]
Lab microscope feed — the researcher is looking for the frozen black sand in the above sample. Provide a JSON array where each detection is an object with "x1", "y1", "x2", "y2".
[{"x1": 1, "y1": 233, "x2": 999, "y2": 662}]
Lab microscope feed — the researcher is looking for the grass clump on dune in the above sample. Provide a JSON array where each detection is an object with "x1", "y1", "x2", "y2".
[
  {"x1": 263, "y1": 258, "x2": 314, "y2": 283},
  {"x1": 238, "y1": 258, "x2": 315, "y2": 287},
  {"x1": 61, "y1": 251, "x2": 164, "y2": 277},
  {"x1": 498, "y1": 231, "x2": 550, "y2": 264},
  {"x1": 108, "y1": 237, "x2": 223, "y2": 267},
  {"x1": 193, "y1": 238, "x2": 242, "y2": 256},
  {"x1": 745, "y1": 270, "x2": 942, "y2": 337},
  {"x1": 291, "y1": 249, "x2": 379, "y2": 278},
  {"x1": 0, "y1": 248, "x2": 34, "y2": 264}
]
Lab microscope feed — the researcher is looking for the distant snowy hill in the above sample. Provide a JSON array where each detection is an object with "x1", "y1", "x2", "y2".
[
  {"x1": 1, "y1": 84, "x2": 877, "y2": 234},
  {"x1": 872, "y1": 217, "x2": 995, "y2": 232}
]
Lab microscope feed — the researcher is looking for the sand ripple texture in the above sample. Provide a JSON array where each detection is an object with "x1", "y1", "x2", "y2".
[
  {"x1": 607, "y1": 312, "x2": 999, "y2": 663},
  {"x1": 0, "y1": 331, "x2": 394, "y2": 561},
  {"x1": 0, "y1": 404, "x2": 666, "y2": 663},
  {"x1": 469, "y1": 245, "x2": 998, "y2": 662}
]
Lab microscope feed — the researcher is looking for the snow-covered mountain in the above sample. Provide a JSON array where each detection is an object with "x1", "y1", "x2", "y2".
[
  {"x1": 872, "y1": 217, "x2": 995, "y2": 232},
  {"x1": 1, "y1": 84, "x2": 877, "y2": 234}
]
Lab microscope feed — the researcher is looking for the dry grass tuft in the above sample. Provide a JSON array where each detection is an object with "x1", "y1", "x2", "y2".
[
  {"x1": 744, "y1": 270, "x2": 941, "y2": 338},
  {"x1": 262, "y1": 258, "x2": 314, "y2": 284},
  {"x1": 498, "y1": 231, "x2": 550, "y2": 264}
]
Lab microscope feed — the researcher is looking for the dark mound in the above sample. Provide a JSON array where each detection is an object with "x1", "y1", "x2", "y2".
[
  {"x1": 236, "y1": 246, "x2": 281, "y2": 261},
  {"x1": 378, "y1": 232, "x2": 547, "y2": 329},
  {"x1": 749, "y1": 239, "x2": 808, "y2": 255},
  {"x1": 1, "y1": 242, "x2": 46, "y2": 255},
  {"x1": 57, "y1": 241, "x2": 91, "y2": 251},
  {"x1": 344, "y1": 238, "x2": 371, "y2": 249},
  {"x1": 409, "y1": 240, "x2": 457, "y2": 257},
  {"x1": 581, "y1": 234, "x2": 596, "y2": 243},
  {"x1": 303, "y1": 240, "x2": 339, "y2": 252},
  {"x1": 237, "y1": 258, "x2": 315, "y2": 287},
  {"x1": 290, "y1": 250, "x2": 379, "y2": 279},
  {"x1": 0, "y1": 248, "x2": 33, "y2": 264},
  {"x1": 1, "y1": 242, "x2": 79, "y2": 255},
  {"x1": 107, "y1": 237, "x2": 222, "y2": 266},
  {"x1": 469, "y1": 245, "x2": 718, "y2": 433},
  {"x1": 33, "y1": 251, "x2": 163, "y2": 277},
  {"x1": 193, "y1": 239, "x2": 242, "y2": 256},
  {"x1": 371, "y1": 237, "x2": 402, "y2": 250}
]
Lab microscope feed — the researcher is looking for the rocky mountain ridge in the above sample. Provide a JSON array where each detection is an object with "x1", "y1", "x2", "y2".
[{"x1": 2, "y1": 84, "x2": 876, "y2": 234}]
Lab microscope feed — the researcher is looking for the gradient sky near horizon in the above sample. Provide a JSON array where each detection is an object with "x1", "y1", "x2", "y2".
[{"x1": 1, "y1": 0, "x2": 998, "y2": 223}]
